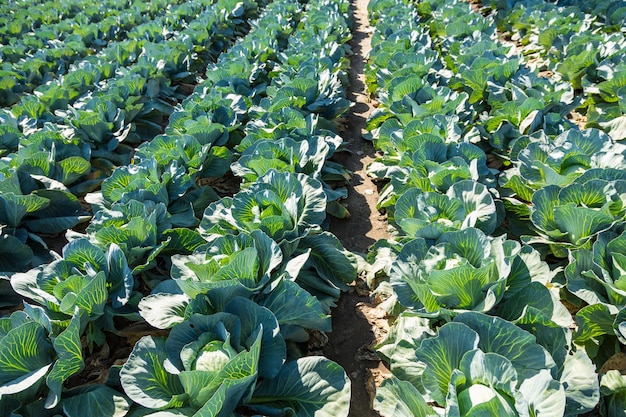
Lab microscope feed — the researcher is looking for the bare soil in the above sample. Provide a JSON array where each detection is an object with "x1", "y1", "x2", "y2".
[
  {"x1": 325, "y1": 0, "x2": 392, "y2": 415},
  {"x1": 330, "y1": 0, "x2": 388, "y2": 256}
]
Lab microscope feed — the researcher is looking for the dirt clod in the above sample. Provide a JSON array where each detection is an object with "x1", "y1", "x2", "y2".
[{"x1": 600, "y1": 352, "x2": 626, "y2": 375}]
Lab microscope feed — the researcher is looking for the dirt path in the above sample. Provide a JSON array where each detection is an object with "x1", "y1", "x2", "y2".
[
  {"x1": 324, "y1": 0, "x2": 391, "y2": 415},
  {"x1": 330, "y1": 0, "x2": 387, "y2": 256}
]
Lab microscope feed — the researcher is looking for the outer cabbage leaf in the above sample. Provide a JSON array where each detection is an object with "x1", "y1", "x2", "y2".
[
  {"x1": 496, "y1": 242, "x2": 573, "y2": 327},
  {"x1": 374, "y1": 376, "x2": 438, "y2": 417},
  {"x1": 295, "y1": 231, "x2": 356, "y2": 299},
  {"x1": 0, "y1": 230, "x2": 36, "y2": 273},
  {"x1": 246, "y1": 356, "x2": 350, "y2": 417},
  {"x1": 62, "y1": 385, "x2": 131, "y2": 417},
  {"x1": 0, "y1": 320, "x2": 54, "y2": 397},
  {"x1": 0, "y1": 192, "x2": 49, "y2": 229},
  {"x1": 0, "y1": 309, "x2": 84, "y2": 411},
  {"x1": 454, "y1": 313, "x2": 558, "y2": 381},
  {"x1": 415, "y1": 322, "x2": 479, "y2": 405},
  {"x1": 0, "y1": 169, "x2": 89, "y2": 234},
  {"x1": 138, "y1": 293, "x2": 191, "y2": 330},
  {"x1": 258, "y1": 277, "x2": 331, "y2": 333},
  {"x1": 23, "y1": 189, "x2": 90, "y2": 234},
  {"x1": 120, "y1": 336, "x2": 187, "y2": 410}
]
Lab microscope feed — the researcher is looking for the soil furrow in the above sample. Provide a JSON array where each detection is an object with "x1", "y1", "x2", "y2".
[
  {"x1": 330, "y1": 0, "x2": 387, "y2": 255},
  {"x1": 324, "y1": 0, "x2": 391, "y2": 415}
]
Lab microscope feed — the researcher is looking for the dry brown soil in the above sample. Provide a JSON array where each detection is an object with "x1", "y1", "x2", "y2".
[{"x1": 325, "y1": 0, "x2": 392, "y2": 415}]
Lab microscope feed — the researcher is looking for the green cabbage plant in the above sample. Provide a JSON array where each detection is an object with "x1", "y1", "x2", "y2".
[
  {"x1": 138, "y1": 230, "x2": 332, "y2": 337},
  {"x1": 231, "y1": 136, "x2": 335, "y2": 184},
  {"x1": 565, "y1": 230, "x2": 626, "y2": 366},
  {"x1": 0, "y1": 169, "x2": 89, "y2": 236},
  {"x1": 366, "y1": 28, "x2": 440, "y2": 95},
  {"x1": 390, "y1": 228, "x2": 514, "y2": 314},
  {"x1": 231, "y1": 135, "x2": 351, "y2": 218},
  {"x1": 364, "y1": 113, "x2": 467, "y2": 155},
  {"x1": 266, "y1": 72, "x2": 351, "y2": 120},
  {"x1": 501, "y1": 129, "x2": 626, "y2": 205},
  {"x1": 392, "y1": 180, "x2": 499, "y2": 239},
  {"x1": 133, "y1": 132, "x2": 232, "y2": 182},
  {"x1": 67, "y1": 199, "x2": 205, "y2": 276},
  {"x1": 0, "y1": 129, "x2": 93, "y2": 193},
  {"x1": 170, "y1": 231, "x2": 283, "y2": 308},
  {"x1": 10, "y1": 238, "x2": 137, "y2": 348},
  {"x1": 87, "y1": 157, "x2": 218, "y2": 228},
  {"x1": 368, "y1": 77, "x2": 474, "y2": 129},
  {"x1": 389, "y1": 225, "x2": 572, "y2": 323},
  {"x1": 199, "y1": 169, "x2": 326, "y2": 247},
  {"x1": 367, "y1": 135, "x2": 495, "y2": 210},
  {"x1": 199, "y1": 170, "x2": 356, "y2": 310},
  {"x1": 566, "y1": 230, "x2": 626, "y2": 314},
  {"x1": 583, "y1": 61, "x2": 626, "y2": 141},
  {"x1": 526, "y1": 178, "x2": 626, "y2": 256},
  {"x1": 482, "y1": 71, "x2": 579, "y2": 152},
  {"x1": 121, "y1": 297, "x2": 350, "y2": 417},
  {"x1": 238, "y1": 108, "x2": 321, "y2": 151},
  {"x1": 375, "y1": 312, "x2": 599, "y2": 417}
]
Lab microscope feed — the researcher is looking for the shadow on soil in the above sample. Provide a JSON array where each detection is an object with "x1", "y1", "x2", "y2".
[
  {"x1": 323, "y1": 290, "x2": 382, "y2": 417},
  {"x1": 324, "y1": 0, "x2": 387, "y2": 416}
]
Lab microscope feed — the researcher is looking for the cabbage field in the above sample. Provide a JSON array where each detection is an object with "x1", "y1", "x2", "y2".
[{"x1": 1, "y1": 0, "x2": 626, "y2": 415}]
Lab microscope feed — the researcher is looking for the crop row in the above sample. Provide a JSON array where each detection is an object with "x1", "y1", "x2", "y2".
[
  {"x1": 0, "y1": 0, "x2": 270, "y2": 281},
  {"x1": 486, "y1": 0, "x2": 626, "y2": 142},
  {"x1": 0, "y1": 0, "x2": 218, "y2": 107},
  {"x1": 0, "y1": 0, "x2": 169, "y2": 39},
  {"x1": 364, "y1": 0, "x2": 626, "y2": 415},
  {"x1": 3, "y1": 0, "x2": 259, "y2": 132},
  {"x1": 0, "y1": 0, "x2": 358, "y2": 415}
]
